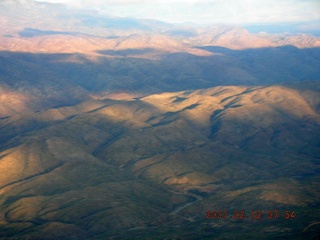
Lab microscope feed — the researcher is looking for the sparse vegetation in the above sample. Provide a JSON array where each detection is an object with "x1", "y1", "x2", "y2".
[{"x1": 0, "y1": 1, "x2": 319, "y2": 239}]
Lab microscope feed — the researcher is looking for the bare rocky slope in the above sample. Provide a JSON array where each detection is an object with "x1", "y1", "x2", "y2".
[
  {"x1": 0, "y1": 1, "x2": 320, "y2": 239},
  {"x1": 0, "y1": 83, "x2": 320, "y2": 239}
]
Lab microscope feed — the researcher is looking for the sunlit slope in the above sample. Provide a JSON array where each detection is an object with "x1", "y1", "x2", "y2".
[
  {"x1": 0, "y1": 82, "x2": 319, "y2": 239},
  {"x1": 96, "y1": 83, "x2": 320, "y2": 186},
  {"x1": 0, "y1": 136, "x2": 189, "y2": 238}
]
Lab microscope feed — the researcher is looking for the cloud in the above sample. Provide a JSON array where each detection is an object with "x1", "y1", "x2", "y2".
[{"x1": 35, "y1": 0, "x2": 320, "y2": 24}]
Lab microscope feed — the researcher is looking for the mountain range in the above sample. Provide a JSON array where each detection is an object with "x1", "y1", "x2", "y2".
[{"x1": 0, "y1": 0, "x2": 320, "y2": 239}]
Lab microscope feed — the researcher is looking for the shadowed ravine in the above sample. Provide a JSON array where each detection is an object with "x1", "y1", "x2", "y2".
[
  {"x1": 0, "y1": 1, "x2": 320, "y2": 238},
  {"x1": 1, "y1": 83, "x2": 319, "y2": 239}
]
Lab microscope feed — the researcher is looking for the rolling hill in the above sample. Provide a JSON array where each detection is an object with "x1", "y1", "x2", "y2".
[
  {"x1": 0, "y1": 0, "x2": 320, "y2": 239},
  {"x1": 1, "y1": 82, "x2": 320, "y2": 239}
]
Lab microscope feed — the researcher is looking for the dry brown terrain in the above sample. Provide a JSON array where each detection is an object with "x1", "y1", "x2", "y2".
[
  {"x1": 0, "y1": 1, "x2": 319, "y2": 239},
  {"x1": 0, "y1": 83, "x2": 319, "y2": 239}
]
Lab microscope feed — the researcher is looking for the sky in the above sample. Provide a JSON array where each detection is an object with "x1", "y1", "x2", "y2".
[{"x1": 35, "y1": 0, "x2": 320, "y2": 26}]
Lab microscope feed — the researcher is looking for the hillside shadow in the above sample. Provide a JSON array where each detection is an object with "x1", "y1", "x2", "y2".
[
  {"x1": 0, "y1": 45, "x2": 319, "y2": 99},
  {"x1": 97, "y1": 48, "x2": 156, "y2": 57},
  {"x1": 19, "y1": 28, "x2": 78, "y2": 38}
]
